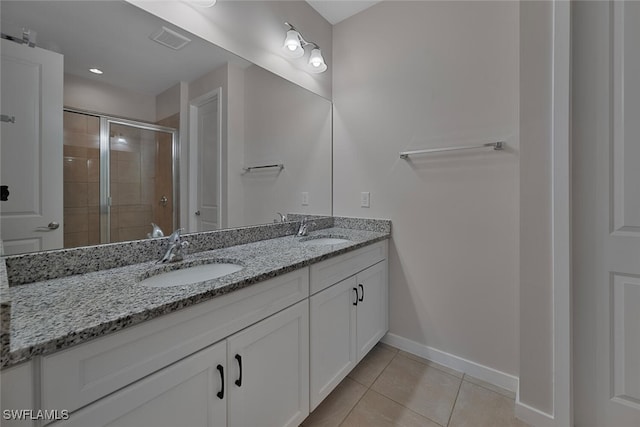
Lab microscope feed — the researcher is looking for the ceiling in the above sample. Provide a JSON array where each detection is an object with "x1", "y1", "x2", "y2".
[
  {"x1": 0, "y1": 0, "x2": 382, "y2": 95},
  {"x1": 0, "y1": 1, "x2": 249, "y2": 95},
  {"x1": 306, "y1": 0, "x2": 383, "y2": 25}
]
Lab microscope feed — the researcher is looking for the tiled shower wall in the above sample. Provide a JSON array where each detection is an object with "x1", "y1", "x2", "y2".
[
  {"x1": 63, "y1": 111, "x2": 100, "y2": 248},
  {"x1": 63, "y1": 111, "x2": 175, "y2": 248}
]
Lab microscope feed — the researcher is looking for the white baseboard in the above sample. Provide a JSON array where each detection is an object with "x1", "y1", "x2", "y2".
[
  {"x1": 381, "y1": 333, "x2": 519, "y2": 393},
  {"x1": 381, "y1": 333, "x2": 558, "y2": 427},
  {"x1": 515, "y1": 396, "x2": 556, "y2": 427}
]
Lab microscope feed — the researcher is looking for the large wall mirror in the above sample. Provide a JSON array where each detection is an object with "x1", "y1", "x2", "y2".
[{"x1": 0, "y1": 0, "x2": 332, "y2": 256}]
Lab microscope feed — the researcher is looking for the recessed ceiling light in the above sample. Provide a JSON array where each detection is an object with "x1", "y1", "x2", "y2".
[{"x1": 89, "y1": 68, "x2": 103, "y2": 75}]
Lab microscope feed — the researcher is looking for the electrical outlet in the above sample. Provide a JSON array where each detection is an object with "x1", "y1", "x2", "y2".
[
  {"x1": 301, "y1": 192, "x2": 309, "y2": 206},
  {"x1": 360, "y1": 192, "x2": 370, "y2": 208}
]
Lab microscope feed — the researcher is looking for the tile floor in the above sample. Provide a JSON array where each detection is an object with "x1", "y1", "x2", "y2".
[{"x1": 301, "y1": 343, "x2": 529, "y2": 427}]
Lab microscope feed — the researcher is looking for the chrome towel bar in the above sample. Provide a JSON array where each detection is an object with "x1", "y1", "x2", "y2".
[
  {"x1": 399, "y1": 141, "x2": 504, "y2": 159},
  {"x1": 242, "y1": 164, "x2": 284, "y2": 173}
]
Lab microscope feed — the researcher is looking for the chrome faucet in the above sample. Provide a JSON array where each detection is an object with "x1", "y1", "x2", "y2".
[
  {"x1": 297, "y1": 218, "x2": 309, "y2": 236},
  {"x1": 159, "y1": 229, "x2": 189, "y2": 263},
  {"x1": 275, "y1": 212, "x2": 287, "y2": 223}
]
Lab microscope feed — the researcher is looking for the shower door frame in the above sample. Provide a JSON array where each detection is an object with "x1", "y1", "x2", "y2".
[{"x1": 64, "y1": 108, "x2": 179, "y2": 244}]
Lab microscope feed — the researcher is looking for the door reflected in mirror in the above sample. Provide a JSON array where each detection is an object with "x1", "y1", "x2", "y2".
[{"x1": 0, "y1": 0, "x2": 332, "y2": 255}]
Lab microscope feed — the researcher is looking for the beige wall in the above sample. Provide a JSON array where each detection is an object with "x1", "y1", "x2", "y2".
[
  {"x1": 128, "y1": 0, "x2": 332, "y2": 100},
  {"x1": 242, "y1": 65, "x2": 332, "y2": 225},
  {"x1": 518, "y1": 0, "x2": 554, "y2": 415},
  {"x1": 64, "y1": 74, "x2": 156, "y2": 122},
  {"x1": 225, "y1": 63, "x2": 246, "y2": 229},
  {"x1": 333, "y1": 0, "x2": 520, "y2": 378},
  {"x1": 156, "y1": 83, "x2": 181, "y2": 122}
]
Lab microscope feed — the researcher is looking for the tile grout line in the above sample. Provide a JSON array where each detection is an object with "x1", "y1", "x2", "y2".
[
  {"x1": 336, "y1": 384, "x2": 367, "y2": 427},
  {"x1": 338, "y1": 348, "x2": 399, "y2": 426},
  {"x1": 397, "y1": 351, "x2": 464, "y2": 380},
  {"x1": 380, "y1": 351, "x2": 464, "y2": 427},
  {"x1": 461, "y1": 374, "x2": 516, "y2": 400},
  {"x1": 446, "y1": 375, "x2": 465, "y2": 427},
  {"x1": 367, "y1": 347, "x2": 399, "y2": 386},
  {"x1": 362, "y1": 350, "x2": 450, "y2": 427}
]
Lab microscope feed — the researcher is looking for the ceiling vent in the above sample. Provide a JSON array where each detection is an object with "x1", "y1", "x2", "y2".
[{"x1": 150, "y1": 27, "x2": 191, "y2": 50}]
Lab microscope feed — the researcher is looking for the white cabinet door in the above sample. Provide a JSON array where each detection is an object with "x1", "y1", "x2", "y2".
[
  {"x1": 0, "y1": 361, "x2": 36, "y2": 427},
  {"x1": 53, "y1": 341, "x2": 227, "y2": 427},
  {"x1": 227, "y1": 300, "x2": 309, "y2": 427},
  {"x1": 355, "y1": 261, "x2": 388, "y2": 362},
  {"x1": 309, "y1": 276, "x2": 358, "y2": 410}
]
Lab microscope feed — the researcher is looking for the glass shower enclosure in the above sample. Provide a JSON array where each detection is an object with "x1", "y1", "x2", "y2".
[{"x1": 63, "y1": 110, "x2": 178, "y2": 248}]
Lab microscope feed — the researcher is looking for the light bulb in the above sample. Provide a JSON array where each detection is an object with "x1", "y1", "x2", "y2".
[
  {"x1": 282, "y1": 30, "x2": 304, "y2": 58},
  {"x1": 308, "y1": 48, "x2": 327, "y2": 73}
]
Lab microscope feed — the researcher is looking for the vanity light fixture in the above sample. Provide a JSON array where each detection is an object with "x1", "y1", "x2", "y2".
[
  {"x1": 282, "y1": 22, "x2": 327, "y2": 73},
  {"x1": 89, "y1": 68, "x2": 103, "y2": 75}
]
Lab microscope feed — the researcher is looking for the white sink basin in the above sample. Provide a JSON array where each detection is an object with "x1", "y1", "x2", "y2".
[
  {"x1": 140, "y1": 262, "x2": 243, "y2": 288},
  {"x1": 301, "y1": 237, "x2": 351, "y2": 245}
]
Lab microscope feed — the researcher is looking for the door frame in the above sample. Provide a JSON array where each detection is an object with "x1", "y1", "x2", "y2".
[
  {"x1": 551, "y1": 0, "x2": 572, "y2": 425},
  {"x1": 188, "y1": 88, "x2": 223, "y2": 232},
  {"x1": 515, "y1": 1, "x2": 572, "y2": 426}
]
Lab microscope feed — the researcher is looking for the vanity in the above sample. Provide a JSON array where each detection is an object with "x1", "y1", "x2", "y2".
[{"x1": 0, "y1": 217, "x2": 390, "y2": 427}]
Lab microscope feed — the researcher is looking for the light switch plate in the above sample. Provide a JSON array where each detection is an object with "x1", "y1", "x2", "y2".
[
  {"x1": 302, "y1": 192, "x2": 309, "y2": 206},
  {"x1": 360, "y1": 192, "x2": 370, "y2": 208}
]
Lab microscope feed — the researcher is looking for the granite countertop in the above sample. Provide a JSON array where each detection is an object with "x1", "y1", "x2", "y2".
[{"x1": 1, "y1": 226, "x2": 389, "y2": 368}]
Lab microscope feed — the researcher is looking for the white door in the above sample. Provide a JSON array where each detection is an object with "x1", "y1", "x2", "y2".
[
  {"x1": 189, "y1": 90, "x2": 221, "y2": 232},
  {"x1": 309, "y1": 275, "x2": 357, "y2": 410},
  {"x1": 227, "y1": 300, "x2": 309, "y2": 427},
  {"x1": 355, "y1": 261, "x2": 388, "y2": 362},
  {"x1": 51, "y1": 341, "x2": 227, "y2": 427},
  {"x1": 0, "y1": 39, "x2": 63, "y2": 254},
  {"x1": 574, "y1": 2, "x2": 640, "y2": 426}
]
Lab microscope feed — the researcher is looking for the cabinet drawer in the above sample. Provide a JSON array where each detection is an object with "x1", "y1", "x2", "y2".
[
  {"x1": 42, "y1": 268, "x2": 309, "y2": 413},
  {"x1": 310, "y1": 240, "x2": 387, "y2": 295},
  {"x1": 50, "y1": 341, "x2": 227, "y2": 427}
]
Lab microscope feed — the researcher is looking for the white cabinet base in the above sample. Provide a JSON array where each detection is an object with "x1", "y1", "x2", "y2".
[
  {"x1": 310, "y1": 252, "x2": 389, "y2": 411},
  {"x1": 228, "y1": 300, "x2": 309, "y2": 427}
]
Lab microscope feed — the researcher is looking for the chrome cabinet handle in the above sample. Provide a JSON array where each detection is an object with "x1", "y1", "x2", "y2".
[
  {"x1": 195, "y1": 210, "x2": 201, "y2": 216},
  {"x1": 159, "y1": 195, "x2": 168, "y2": 206}
]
